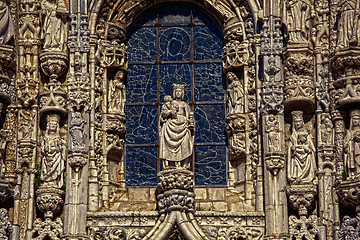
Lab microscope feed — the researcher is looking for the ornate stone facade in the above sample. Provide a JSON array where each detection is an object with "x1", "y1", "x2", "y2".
[{"x1": 0, "y1": 0, "x2": 358, "y2": 239}]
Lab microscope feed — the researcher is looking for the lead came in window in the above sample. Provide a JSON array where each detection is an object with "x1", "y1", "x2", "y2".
[{"x1": 126, "y1": 3, "x2": 226, "y2": 187}]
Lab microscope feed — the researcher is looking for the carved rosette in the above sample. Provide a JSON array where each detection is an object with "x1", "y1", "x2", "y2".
[
  {"x1": 284, "y1": 47, "x2": 315, "y2": 114},
  {"x1": 36, "y1": 187, "x2": 65, "y2": 219},
  {"x1": 156, "y1": 169, "x2": 195, "y2": 214}
]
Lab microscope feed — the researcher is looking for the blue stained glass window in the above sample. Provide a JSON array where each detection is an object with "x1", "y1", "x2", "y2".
[{"x1": 126, "y1": 3, "x2": 226, "y2": 187}]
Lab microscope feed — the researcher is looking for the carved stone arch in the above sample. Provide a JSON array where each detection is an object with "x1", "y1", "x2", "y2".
[{"x1": 88, "y1": 0, "x2": 263, "y2": 35}]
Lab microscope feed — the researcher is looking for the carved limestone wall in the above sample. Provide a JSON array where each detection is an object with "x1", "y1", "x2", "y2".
[{"x1": 0, "y1": 0, "x2": 358, "y2": 240}]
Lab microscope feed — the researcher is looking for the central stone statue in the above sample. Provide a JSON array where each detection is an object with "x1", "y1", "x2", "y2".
[{"x1": 159, "y1": 84, "x2": 195, "y2": 169}]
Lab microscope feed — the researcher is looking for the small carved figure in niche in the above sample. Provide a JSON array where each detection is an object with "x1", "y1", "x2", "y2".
[
  {"x1": 0, "y1": 130, "x2": 8, "y2": 179},
  {"x1": 108, "y1": 70, "x2": 126, "y2": 114},
  {"x1": 283, "y1": 0, "x2": 312, "y2": 43},
  {"x1": 226, "y1": 117, "x2": 246, "y2": 158},
  {"x1": 227, "y1": 72, "x2": 244, "y2": 115},
  {"x1": 159, "y1": 84, "x2": 194, "y2": 169},
  {"x1": 336, "y1": 0, "x2": 360, "y2": 48},
  {"x1": 0, "y1": 0, "x2": 14, "y2": 45},
  {"x1": 18, "y1": 109, "x2": 36, "y2": 140},
  {"x1": 265, "y1": 115, "x2": 280, "y2": 152},
  {"x1": 344, "y1": 109, "x2": 360, "y2": 178},
  {"x1": 69, "y1": 112, "x2": 85, "y2": 148},
  {"x1": 288, "y1": 110, "x2": 316, "y2": 184},
  {"x1": 320, "y1": 115, "x2": 333, "y2": 145},
  {"x1": 41, "y1": 114, "x2": 65, "y2": 188},
  {"x1": 40, "y1": 0, "x2": 68, "y2": 52}
]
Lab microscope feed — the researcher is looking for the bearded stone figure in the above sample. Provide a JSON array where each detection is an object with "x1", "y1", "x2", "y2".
[
  {"x1": 159, "y1": 84, "x2": 195, "y2": 169},
  {"x1": 344, "y1": 109, "x2": 360, "y2": 178},
  {"x1": 287, "y1": 110, "x2": 316, "y2": 184},
  {"x1": 41, "y1": 114, "x2": 66, "y2": 188}
]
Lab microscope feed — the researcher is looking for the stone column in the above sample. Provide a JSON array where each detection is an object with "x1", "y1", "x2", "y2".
[
  {"x1": 63, "y1": 0, "x2": 90, "y2": 238},
  {"x1": 15, "y1": 1, "x2": 41, "y2": 239},
  {"x1": 260, "y1": 16, "x2": 288, "y2": 240}
]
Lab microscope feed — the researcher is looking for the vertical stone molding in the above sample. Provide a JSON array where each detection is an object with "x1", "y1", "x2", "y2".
[{"x1": 261, "y1": 16, "x2": 288, "y2": 240}]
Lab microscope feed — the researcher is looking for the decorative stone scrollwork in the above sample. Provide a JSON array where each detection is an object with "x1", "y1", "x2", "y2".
[
  {"x1": 31, "y1": 217, "x2": 63, "y2": 240},
  {"x1": 156, "y1": 169, "x2": 195, "y2": 214},
  {"x1": 223, "y1": 23, "x2": 247, "y2": 71},
  {"x1": 265, "y1": 154, "x2": 285, "y2": 176},
  {"x1": 336, "y1": 179, "x2": 360, "y2": 211},
  {"x1": 0, "y1": 208, "x2": 12, "y2": 240},
  {"x1": 36, "y1": 187, "x2": 64, "y2": 219},
  {"x1": 90, "y1": 227, "x2": 127, "y2": 240},
  {"x1": 68, "y1": 14, "x2": 90, "y2": 53},
  {"x1": 68, "y1": 152, "x2": 87, "y2": 171},
  {"x1": 289, "y1": 214, "x2": 319, "y2": 240},
  {"x1": 287, "y1": 184, "x2": 317, "y2": 216},
  {"x1": 157, "y1": 169, "x2": 194, "y2": 192},
  {"x1": 338, "y1": 213, "x2": 360, "y2": 240},
  {"x1": 39, "y1": 52, "x2": 68, "y2": 83},
  {"x1": 105, "y1": 114, "x2": 125, "y2": 136},
  {"x1": 287, "y1": 184, "x2": 319, "y2": 240},
  {"x1": 157, "y1": 189, "x2": 196, "y2": 214},
  {"x1": 100, "y1": 40, "x2": 127, "y2": 69},
  {"x1": 216, "y1": 226, "x2": 263, "y2": 240},
  {"x1": 284, "y1": 49, "x2": 315, "y2": 114}
]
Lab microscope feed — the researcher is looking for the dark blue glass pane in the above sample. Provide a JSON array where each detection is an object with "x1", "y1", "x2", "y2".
[
  {"x1": 194, "y1": 104, "x2": 225, "y2": 143},
  {"x1": 126, "y1": 146, "x2": 158, "y2": 186},
  {"x1": 192, "y1": 7, "x2": 215, "y2": 25},
  {"x1": 159, "y1": 4, "x2": 191, "y2": 25},
  {"x1": 159, "y1": 27, "x2": 191, "y2": 62},
  {"x1": 126, "y1": 105, "x2": 158, "y2": 144},
  {"x1": 127, "y1": 27, "x2": 157, "y2": 62},
  {"x1": 159, "y1": 64, "x2": 191, "y2": 102},
  {"x1": 135, "y1": 11, "x2": 157, "y2": 26},
  {"x1": 127, "y1": 64, "x2": 157, "y2": 103},
  {"x1": 194, "y1": 63, "x2": 224, "y2": 102},
  {"x1": 193, "y1": 25, "x2": 223, "y2": 61},
  {"x1": 195, "y1": 145, "x2": 227, "y2": 186}
]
